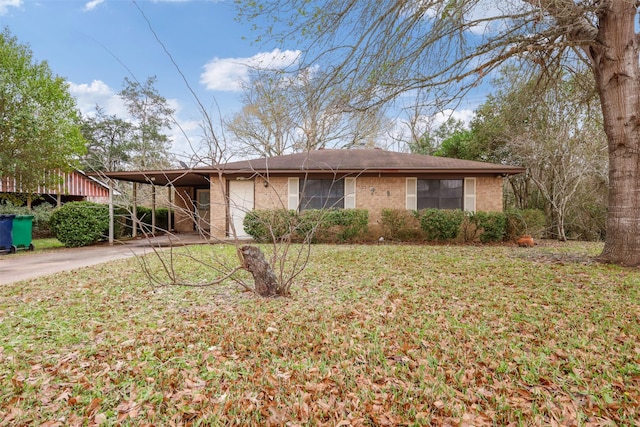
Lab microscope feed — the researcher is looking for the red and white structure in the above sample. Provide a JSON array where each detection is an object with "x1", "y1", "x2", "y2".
[{"x1": 0, "y1": 169, "x2": 110, "y2": 204}]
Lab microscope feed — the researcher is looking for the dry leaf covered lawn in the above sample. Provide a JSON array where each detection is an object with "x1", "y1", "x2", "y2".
[{"x1": 0, "y1": 242, "x2": 638, "y2": 426}]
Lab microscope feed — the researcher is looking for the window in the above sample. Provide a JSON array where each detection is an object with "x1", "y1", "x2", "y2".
[
  {"x1": 417, "y1": 179, "x2": 463, "y2": 210},
  {"x1": 299, "y1": 178, "x2": 344, "y2": 210}
]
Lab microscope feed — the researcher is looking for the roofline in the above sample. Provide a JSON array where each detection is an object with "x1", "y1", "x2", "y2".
[
  {"x1": 213, "y1": 167, "x2": 526, "y2": 176},
  {"x1": 93, "y1": 166, "x2": 525, "y2": 185}
]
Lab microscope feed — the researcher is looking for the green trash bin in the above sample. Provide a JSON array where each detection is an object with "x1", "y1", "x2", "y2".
[{"x1": 12, "y1": 215, "x2": 34, "y2": 251}]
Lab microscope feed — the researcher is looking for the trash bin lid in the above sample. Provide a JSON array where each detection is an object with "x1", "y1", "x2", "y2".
[{"x1": 0, "y1": 214, "x2": 16, "y2": 219}]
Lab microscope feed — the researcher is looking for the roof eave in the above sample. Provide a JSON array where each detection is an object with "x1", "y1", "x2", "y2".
[{"x1": 220, "y1": 167, "x2": 526, "y2": 176}]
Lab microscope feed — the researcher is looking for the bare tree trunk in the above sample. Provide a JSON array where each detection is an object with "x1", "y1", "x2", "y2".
[
  {"x1": 241, "y1": 245, "x2": 280, "y2": 297},
  {"x1": 591, "y1": 2, "x2": 640, "y2": 265}
]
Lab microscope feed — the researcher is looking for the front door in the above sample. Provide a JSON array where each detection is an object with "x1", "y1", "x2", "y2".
[{"x1": 228, "y1": 180, "x2": 254, "y2": 239}]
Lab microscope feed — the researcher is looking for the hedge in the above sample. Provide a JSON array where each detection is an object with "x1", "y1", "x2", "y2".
[
  {"x1": 418, "y1": 209, "x2": 466, "y2": 241},
  {"x1": 243, "y1": 209, "x2": 369, "y2": 243},
  {"x1": 469, "y1": 211, "x2": 507, "y2": 243},
  {"x1": 49, "y1": 201, "x2": 110, "y2": 247}
]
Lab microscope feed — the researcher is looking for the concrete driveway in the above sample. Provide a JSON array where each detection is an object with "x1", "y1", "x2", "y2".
[{"x1": 0, "y1": 234, "x2": 211, "y2": 285}]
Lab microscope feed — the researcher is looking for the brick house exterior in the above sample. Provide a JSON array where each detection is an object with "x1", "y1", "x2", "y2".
[{"x1": 100, "y1": 149, "x2": 524, "y2": 240}]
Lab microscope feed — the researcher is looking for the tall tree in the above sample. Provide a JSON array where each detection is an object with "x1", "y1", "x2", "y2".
[
  {"x1": 237, "y1": 0, "x2": 640, "y2": 265},
  {"x1": 494, "y1": 68, "x2": 607, "y2": 241},
  {"x1": 0, "y1": 28, "x2": 85, "y2": 203},
  {"x1": 119, "y1": 76, "x2": 174, "y2": 169},
  {"x1": 225, "y1": 70, "x2": 297, "y2": 158},
  {"x1": 225, "y1": 68, "x2": 388, "y2": 158},
  {"x1": 80, "y1": 106, "x2": 135, "y2": 172}
]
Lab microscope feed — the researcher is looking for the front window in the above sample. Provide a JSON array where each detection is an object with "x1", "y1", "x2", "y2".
[
  {"x1": 300, "y1": 178, "x2": 344, "y2": 210},
  {"x1": 417, "y1": 179, "x2": 463, "y2": 210}
]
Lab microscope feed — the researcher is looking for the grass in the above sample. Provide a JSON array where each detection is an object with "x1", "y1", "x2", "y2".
[
  {"x1": 0, "y1": 241, "x2": 638, "y2": 425},
  {"x1": 32, "y1": 238, "x2": 65, "y2": 251}
]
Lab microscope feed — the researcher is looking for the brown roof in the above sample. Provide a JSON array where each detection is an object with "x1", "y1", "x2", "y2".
[
  {"x1": 199, "y1": 149, "x2": 525, "y2": 176},
  {"x1": 96, "y1": 149, "x2": 524, "y2": 186}
]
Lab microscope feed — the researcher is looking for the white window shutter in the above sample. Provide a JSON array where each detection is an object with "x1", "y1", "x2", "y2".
[
  {"x1": 464, "y1": 177, "x2": 476, "y2": 212},
  {"x1": 344, "y1": 177, "x2": 356, "y2": 209},
  {"x1": 288, "y1": 177, "x2": 299, "y2": 210},
  {"x1": 406, "y1": 177, "x2": 417, "y2": 210}
]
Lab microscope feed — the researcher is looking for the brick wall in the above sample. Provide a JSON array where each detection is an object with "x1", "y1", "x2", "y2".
[
  {"x1": 475, "y1": 177, "x2": 504, "y2": 212},
  {"x1": 209, "y1": 176, "x2": 227, "y2": 239},
  {"x1": 199, "y1": 174, "x2": 505, "y2": 239},
  {"x1": 353, "y1": 176, "x2": 406, "y2": 224},
  {"x1": 254, "y1": 176, "x2": 289, "y2": 210}
]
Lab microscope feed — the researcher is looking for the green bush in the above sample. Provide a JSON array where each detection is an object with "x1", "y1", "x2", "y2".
[
  {"x1": 297, "y1": 209, "x2": 368, "y2": 242},
  {"x1": 330, "y1": 209, "x2": 369, "y2": 241},
  {"x1": 566, "y1": 204, "x2": 607, "y2": 241},
  {"x1": 419, "y1": 209, "x2": 465, "y2": 241},
  {"x1": 505, "y1": 209, "x2": 546, "y2": 239},
  {"x1": 470, "y1": 211, "x2": 507, "y2": 243},
  {"x1": 49, "y1": 202, "x2": 109, "y2": 247},
  {"x1": 116, "y1": 207, "x2": 173, "y2": 235},
  {"x1": 243, "y1": 209, "x2": 297, "y2": 242},
  {"x1": 379, "y1": 209, "x2": 424, "y2": 241},
  {"x1": 243, "y1": 209, "x2": 369, "y2": 243}
]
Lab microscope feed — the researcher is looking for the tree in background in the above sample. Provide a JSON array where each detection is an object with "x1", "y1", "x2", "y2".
[
  {"x1": 225, "y1": 70, "x2": 297, "y2": 158},
  {"x1": 81, "y1": 77, "x2": 175, "y2": 171},
  {"x1": 505, "y1": 70, "x2": 606, "y2": 241},
  {"x1": 225, "y1": 68, "x2": 389, "y2": 158},
  {"x1": 120, "y1": 76, "x2": 174, "y2": 169},
  {"x1": 0, "y1": 28, "x2": 85, "y2": 206},
  {"x1": 237, "y1": 0, "x2": 640, "y2": 265},
  {"x1": 80, "y1": 106, "x2": 135, "y2": 172},
  {"x1": 466, "y1": 66, "x2": 607, "y2": 240}
]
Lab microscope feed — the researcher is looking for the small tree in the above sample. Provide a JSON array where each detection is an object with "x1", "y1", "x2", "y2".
[
  {"x1": 80, "y1": 106, "x2": 135, "y2": 172},
  {"x1": 0, "y1": 28, "x2": 85, "y2": 206},
  {"x1": 120, "y1": 76, "x2": 174, "y2": 169}
]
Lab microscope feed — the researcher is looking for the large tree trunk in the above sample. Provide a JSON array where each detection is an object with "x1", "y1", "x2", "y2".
[{"x1": 590, "y1": 1, "x2": 640, "y2": 265}]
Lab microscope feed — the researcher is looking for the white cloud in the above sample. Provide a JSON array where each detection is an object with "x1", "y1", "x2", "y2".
[
  {"x1": 432, "y1": 109, "x2": 475, "y2": 127},
  {"x1": 83, "y1": 0, "x2": 105, "y2": 11},
  {"x1": 200, "y1": 48, "x2": 302, "y2": 92},
  {"x1": 68, "y1": 80, "x2": 129, "y2": 118},
  {"x1": 0, "y1": 0, "x2": 21, "y2": 15}
]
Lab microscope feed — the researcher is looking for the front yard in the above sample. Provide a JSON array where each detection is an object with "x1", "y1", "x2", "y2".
[{"x1": 0, "y1": 241, "x2": 638, "y2": 425}]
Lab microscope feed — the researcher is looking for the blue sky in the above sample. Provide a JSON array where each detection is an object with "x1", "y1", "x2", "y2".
[
  {"x1": 1, "y1": 0, "x2": 481, "y2": 160},
  {"x1": 0, "y1": 0, "x2": 306, "y2": 159}
]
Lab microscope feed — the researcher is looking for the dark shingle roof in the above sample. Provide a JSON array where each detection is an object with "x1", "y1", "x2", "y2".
[
  {"x1": 202, "y1": 149, "x2": 524, "y2": 175},
  {"x1": 96, "y1": 149, "x2": 524, "y2": 186}
]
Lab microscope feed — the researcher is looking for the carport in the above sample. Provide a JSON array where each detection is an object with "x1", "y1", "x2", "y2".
[{"x1": 90, "y1": 169, "x2": 213, "y2": 244}]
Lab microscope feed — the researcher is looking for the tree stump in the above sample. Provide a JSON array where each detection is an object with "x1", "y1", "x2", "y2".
[{"x1": 241, "y1": 245, "x2": 280, "y2": 297}]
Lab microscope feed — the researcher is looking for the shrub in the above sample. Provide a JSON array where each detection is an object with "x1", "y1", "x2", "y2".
[
  {"x1": 297, "y1": 209, "x2": 368, "y2": 242},
  {"x1": 330, "y1": 209, "x2": 369, "y2": 241},
  {"x1": 244, "y1": 209, "x2": 297, "y2": 242},
  {"x1": 566, "y1": 204, "x2": 607, "y2": 241},
  {"x1": 379, "y1": 209, "x2": 424, "y2": 241},
  {"x1": 419, "y1": 209, "x2": 465, "y2": 241},
  {"x1": 30, "y1": 204, "x2": 55, "y2": 237},
  {"x1": 470, "y1": 211, "x2": 507, "y2": 243},
  {"x1": 49, "y1": 202, "x2": 110, "y2": 247},
  {"x1": 244, "y1": 209, "x2": 369, "y2": 243},
  {"x1": 505, "y1": 209, "x2": 546, "y2": 240},
  {"x1": 119, "y1": 207, "x2": 174, "y2": 235}
]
